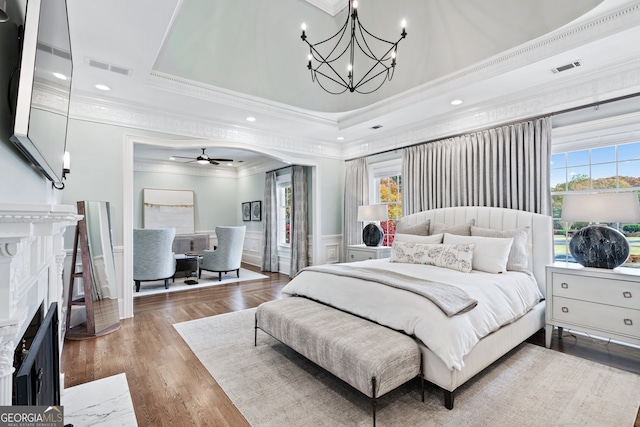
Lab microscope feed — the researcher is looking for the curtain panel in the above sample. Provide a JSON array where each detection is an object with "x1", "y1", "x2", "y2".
[
  {"x1": 343, "y1": 158, "x2": 369, "y2": 256},
  {"x1": 403, "y1": 117, "x2": 551, "y2": 215},
  {"x1": 261, "y1": 171, "x2": 279, "y2": 272},
  {"x1": 290, "y1": 165, "x2": 308, "y2": 277}
]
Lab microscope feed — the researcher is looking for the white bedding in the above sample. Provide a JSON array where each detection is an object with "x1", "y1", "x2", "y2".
[{"x1": 281, "y1": 258, "x2": 543, "y2": 371}]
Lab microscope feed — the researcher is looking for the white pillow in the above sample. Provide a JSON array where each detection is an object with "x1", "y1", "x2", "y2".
[
  {"x1": 390, "y1": 242, "x2": 475, "y2": 273},
  {"x1": 471, "y1": 226, "x2": 530, "y2": 272},
  {"x1": 393, "y1": 233, "x2": 444, "y2": 244},
  {"x1": 443, "y1": 233, "x2": 513, "y2": 274}
]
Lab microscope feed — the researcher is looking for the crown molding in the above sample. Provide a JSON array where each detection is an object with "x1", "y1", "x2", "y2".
[
  {"x1": 337, "y1": 1, "x2": 640, "y2": 129},
  {"x1": 342, "y1": 52, "x2": 640, "y2": 159},
  {"x1": 147, "y1": 71, "x2": 339, "y2": 127},
  {"x1": 304, "y1": 0, "x2": 346, "y2": 16},
  {"x1": 69, "y1": 94, "x2": 344, "y2": 160}
]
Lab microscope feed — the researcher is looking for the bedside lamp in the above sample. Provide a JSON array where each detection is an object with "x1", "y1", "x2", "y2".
[
  {"x1": 561, "y1": 192, "x2": 640, "y2": 269},
  {"x1": 357, "y1": 204, "x2": 388, "y2": 247}
]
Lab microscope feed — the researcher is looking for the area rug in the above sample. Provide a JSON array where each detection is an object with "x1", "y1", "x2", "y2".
[
  {"x1": 133, "y1": 268, "x2": 267, "y2": 297},
  {"x1": 174, "y1": 308, "x2": 640, "y2": 427}
]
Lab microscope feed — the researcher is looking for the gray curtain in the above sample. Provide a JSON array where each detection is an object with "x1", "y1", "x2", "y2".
[
  {"x1": 343, "y1": 158, "x2": 369, "y2": 257},
  {"x1": 290, "y1": 165, "x2": 308, "y2": 277},
  {"x1": 403, "y1": 117, "x2": 551, "y2": 215},
  {"x1": 261, "y1": 171, "x2": 278, "y2": 272}
]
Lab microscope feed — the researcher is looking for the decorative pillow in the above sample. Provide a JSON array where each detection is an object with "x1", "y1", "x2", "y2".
[
  {"x1": 443, "y1": 233, "x2": 513, "y2": 274},
  {"x1": 396, "y1": 220, "x2": 431, "y2": 236},
  {"x1": 393, "y1": 233, "x2": 444, "y2": 244},
  {"x1": 390, "y1": 242, "x2": 475, "y2": 273},
  {"x1": 431, "y1": 219, "x2": 475, "y2": 236},
  {"x1": 471, "y1": 226, "x2": 531, "y2": 272}
]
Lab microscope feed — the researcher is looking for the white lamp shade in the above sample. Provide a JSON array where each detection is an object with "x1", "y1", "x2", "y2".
[
  {"x1": 357, "y1": 204, "x2": 388, "y2": 222},
  {"x1": 561, "y1": 192, "x2": 640, "y2": 223}
]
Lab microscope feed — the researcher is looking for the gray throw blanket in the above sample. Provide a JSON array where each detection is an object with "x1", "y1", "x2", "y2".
[{"x1": 299, "y1": 265, "x2": 478, "y2": 317}]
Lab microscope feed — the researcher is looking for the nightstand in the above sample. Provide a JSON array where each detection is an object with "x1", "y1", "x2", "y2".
[
  {"x1": 545, "y1": 262, "x2": 640, "y2": 348},
  {"x1": 346, "y1": 245, "x2": 392, "y2": 262}
]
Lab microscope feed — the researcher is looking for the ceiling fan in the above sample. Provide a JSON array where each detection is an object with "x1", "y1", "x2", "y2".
[{"x1": 172, "y1": 148, "x2": 233, "y2": 165}]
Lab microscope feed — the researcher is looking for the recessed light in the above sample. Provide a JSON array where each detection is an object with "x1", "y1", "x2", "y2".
[
  {"x1": 246, "y1": 116, "x2": 256, "y2": 122},
  {"x1": 451, "y1": 99, "x2": 463, "y2": 105},
  {"x1": 169, "y1": 156, "x2": 176, "y2": 161},
  {"x1": 337, "y1": 136, "x2": 344, "y2": 141},
  {"x1": 53, "y1": 72, "x2": 67, "y2": 80},
  {"x1": 227, "y1": 163, "x2": 232, "y2": 166},
  {"x1": 95, "y1": 84, "x2": 111, "y2": 91}
]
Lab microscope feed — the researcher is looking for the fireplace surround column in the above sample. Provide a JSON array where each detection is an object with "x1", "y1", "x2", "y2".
[{"x1": 0, "y1": 204, "x2": 80, "y2": 405}]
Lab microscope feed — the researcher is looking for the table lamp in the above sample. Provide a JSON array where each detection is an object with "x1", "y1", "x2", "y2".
[
  {"x1": 357, "y1": 204, "x2": 388, "y2": 247},
  {"x1": 561, "y1": 192, "x2": 640, "y2": 268}
]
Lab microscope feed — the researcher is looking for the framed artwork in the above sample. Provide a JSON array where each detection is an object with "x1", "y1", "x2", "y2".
[
  {"x1": 242, "y1": 202, "x2": 251, "y2": 221},
  {"x1": 143, "y1": 188, "x2": 195, "y2": 234},
  {"x1": 251, "y1": 200, "x2": 262, "y2": 221}
]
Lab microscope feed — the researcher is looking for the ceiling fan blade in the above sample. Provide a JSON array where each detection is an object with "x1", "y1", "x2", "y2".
[
  {"x1": 209, "y1": 158, "x2": 233, "y2": 162},
  {"x1": 209, "y1": 159, "x2": 220, "y2": 165}
]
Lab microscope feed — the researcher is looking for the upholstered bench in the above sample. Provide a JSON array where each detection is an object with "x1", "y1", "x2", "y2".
[{"x1": 255, "y1": 297, "x2": 423, "y2": 426}]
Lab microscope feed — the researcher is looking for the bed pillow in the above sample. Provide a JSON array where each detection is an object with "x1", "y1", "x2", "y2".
[
  {"x1": 390, "y1": 241, "x2": 475, "y2": 273},
  {"x1": 443, "y1": 233, "x2": 513, "y2": 274},
  {"x1": 431, "y1": 219, "x2": 475, "y2": 236},
  {"x1": 396, "y1": 220, "x2": 431, "y2": 236},
  {"x1": 471, "y1": 226, "x2": 531, "y2": 272},
  {"x1": 393, "y1": 233, "x2": 443, "y2": 244}
]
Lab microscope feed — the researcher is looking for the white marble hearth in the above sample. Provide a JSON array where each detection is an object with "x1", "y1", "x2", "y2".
[{"x1": 62, "y1": 373, "x2": 137, "y2": 426}]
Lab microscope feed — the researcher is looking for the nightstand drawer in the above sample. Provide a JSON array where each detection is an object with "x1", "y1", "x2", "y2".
[
  {"x1": 551, "y1": 273, "x2": 638, "y2": 310},
  {"x1": 346, "y1": 246, "x2": 392, "y2": 262},
  {"x1": 552, "y1": 296, "x2": 640, "y2": 339}
]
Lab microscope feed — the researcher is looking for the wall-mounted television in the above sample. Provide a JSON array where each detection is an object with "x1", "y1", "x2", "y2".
[{"x1": 10, "y1": 0, "x2": 72, "y2": 185}]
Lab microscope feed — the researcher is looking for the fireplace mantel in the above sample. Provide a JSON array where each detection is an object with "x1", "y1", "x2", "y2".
[{"x1": 0, "y1": 203, "x2": 81, "y2": 405}]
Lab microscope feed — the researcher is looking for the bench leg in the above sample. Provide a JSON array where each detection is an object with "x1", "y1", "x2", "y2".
[
  {"x1": 371, "y1": 377, "x2": 377, "y2": 427},
  {"x1": 444, "y1": 390, "x2": 454, "y2": 410},
  {"x1": 420, "y1": 353, "x2": 425, "y2": 403},
  {"x1": 254, "y1": 314, "x2": 258, "y2": 346}
]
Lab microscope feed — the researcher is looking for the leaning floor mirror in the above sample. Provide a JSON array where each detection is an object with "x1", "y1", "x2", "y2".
[{"x1": 66, "y1": 201, "x2": 121, "y2": 340}]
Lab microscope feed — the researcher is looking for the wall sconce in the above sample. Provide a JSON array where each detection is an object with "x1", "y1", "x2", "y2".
[
  {"x1": 357, "y1": 204, "x2": 388, "y2": 247},
  {"x1": 561, "y1": 192, "x2": 640, "y2": 268}
]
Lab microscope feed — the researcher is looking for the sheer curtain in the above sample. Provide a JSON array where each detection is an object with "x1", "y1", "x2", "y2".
[
  {"x1": 403, "y1": 117, "x2": 551, "y2": 215},
  {"x1": 290, "y1": 165, "x2": 308, "y2": 277},
  {"x1": 261, "y1": 171, "x2": 278, "y2": 272},
  {"x1": 343, "y1": 158, "x2": 369, "y2": 257}
]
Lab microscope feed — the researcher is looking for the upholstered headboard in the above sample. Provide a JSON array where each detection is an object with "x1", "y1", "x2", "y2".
[{"x1": 397, "y1": 207, "x2": 553, "y2": 296}]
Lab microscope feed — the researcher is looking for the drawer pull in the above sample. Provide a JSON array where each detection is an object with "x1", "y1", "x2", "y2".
[
  {"x1": 623, "y1": 291, "x2": 632, "y2": 298},
  {"x1": 561, "y1": 282, "x2": 569, "y2": 289},
  {"x1": 561, "y1": 307, "x2": 569, "y2": 313},
  {"x1": 624, "y1": 319, "x2": 633, "y2": 326}
]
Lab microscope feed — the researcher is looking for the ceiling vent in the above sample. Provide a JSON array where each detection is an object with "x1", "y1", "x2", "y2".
[
  {"x1": 36, "y1": 42, "x2": 71, "y2": 60},
  {"x1": 550, "y1": 60, "x2": 582, "y2": 74},
  {"x1": 86, "y1": 58, "x2": 132, "y2": 76}
]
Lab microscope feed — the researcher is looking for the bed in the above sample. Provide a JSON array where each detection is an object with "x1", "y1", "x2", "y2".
[{"x1": 280, "y1": 206, "x2": 553, "y2": 408}]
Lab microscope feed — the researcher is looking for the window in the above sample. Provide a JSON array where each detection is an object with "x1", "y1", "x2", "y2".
[
  {"x1": 370, "y1": 160, "x2": 402, "y2": 246},
  {"x1": 551, "y1": 141, "x2": 640, "y2": 268},
  {"x1": 277, "y1": 176, "x2": 292, "y2": 246}
]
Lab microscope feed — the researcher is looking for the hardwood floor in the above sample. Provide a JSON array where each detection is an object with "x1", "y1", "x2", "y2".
[{"x1": 62, "y1": 263, "x2": 640, "y2": 426}]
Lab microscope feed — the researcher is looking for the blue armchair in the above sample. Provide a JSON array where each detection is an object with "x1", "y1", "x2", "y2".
[
  {"x1": 199, "y1": 226, "x2": 246, "y2": 281},
  {"x1": 133, "y1": 228, "x2": 177, "y2": 292}
]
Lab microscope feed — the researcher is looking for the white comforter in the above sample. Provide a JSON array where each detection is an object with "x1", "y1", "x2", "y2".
[{"x1": 281, "y1": 258, "x2": 543, "y2": 371}]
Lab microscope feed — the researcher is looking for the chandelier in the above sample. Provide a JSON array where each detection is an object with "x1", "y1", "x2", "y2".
[{"x1": 301, "y1": 1, "x2": 407, "y2": 94}]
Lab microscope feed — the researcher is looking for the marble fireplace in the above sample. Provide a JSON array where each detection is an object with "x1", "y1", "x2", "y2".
[{"x1": 0, "y1": 203, "x2": 80, "y2": 405}]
